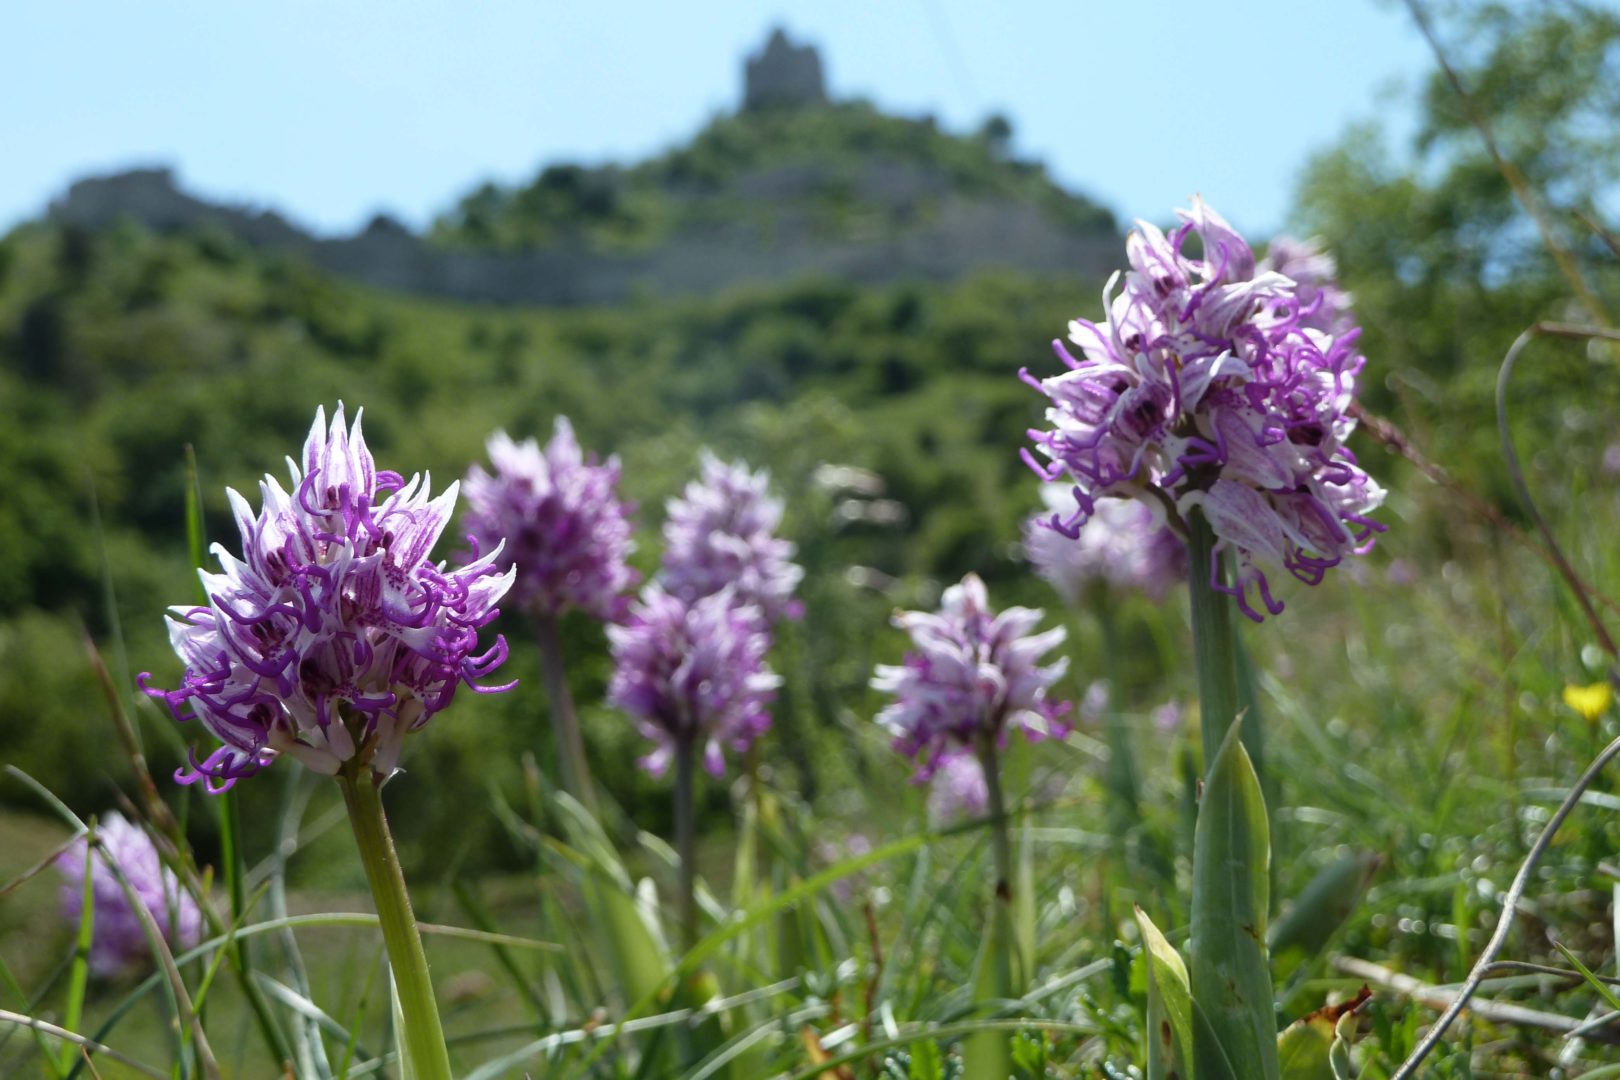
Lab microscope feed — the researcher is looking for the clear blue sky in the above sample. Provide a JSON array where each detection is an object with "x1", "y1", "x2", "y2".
[{"x1": 1, "y1": 1, "x2": 1433, "y2": 238}]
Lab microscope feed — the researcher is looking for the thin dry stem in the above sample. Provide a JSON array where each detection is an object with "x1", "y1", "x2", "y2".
[
  {"x1": 861, "y1": 899, "x2": 885, "y2": 1060},
  {"x1": 1389, "y1": 731, "x2": 1620, "y2": 1076},
  {"x1": 87, "y1": 823, "x2": 223, "y2": 1080},
  {"x1": 1351, "y1": 401, "x2": 1620, "y2": 625},
  {"x1": 1403, "y1": 0, "x2": 1611, "y2": 328},
  {"x1": 1496, "y1": 322, "x2": 1620, "y2": 661}
]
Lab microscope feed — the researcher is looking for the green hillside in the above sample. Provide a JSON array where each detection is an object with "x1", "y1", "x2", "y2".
[
  {"x1": 0, "y1": 213, "x2": 1102, "y2": 862},
  {"x1": 432, "y1": 101, "x2": 1116, "y2": 252}
]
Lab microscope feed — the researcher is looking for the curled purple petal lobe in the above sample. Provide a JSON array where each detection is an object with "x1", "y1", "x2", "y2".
[
  {"x1": 927, "y1": 752, "x2": 990, "y2": 825},
  {"x1": 1023, "y1": 486, "x2": 1185, "y2": 604}
]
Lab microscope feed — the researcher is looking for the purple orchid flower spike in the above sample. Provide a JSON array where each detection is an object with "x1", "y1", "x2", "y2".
[
  {"x1": 1024, "y1": 198, "x2": 1385, "y2": 621},
  {"x1": 662, "y1": 452, "x2": 803, "y2": 625},
  {"x1": 57, "y1": 812, "x2": 202, "y2": 977},
  {"x1": 608, "y1": 585, "x2": 781, "y2": 778},
  {"x1": 462, "y1": 418, "x2": 640, "y2": 623},
  {"x1": 142, "y1": 403, "x2": 516, "y2": 789},
  {"x1": 872, "y1": 573, "x2": 1070, "y2": 780}
]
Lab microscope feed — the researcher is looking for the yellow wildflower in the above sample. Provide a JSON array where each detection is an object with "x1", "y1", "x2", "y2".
[{"x1": 1563, "y1": 681, "x2": 1613, "y2": 724}]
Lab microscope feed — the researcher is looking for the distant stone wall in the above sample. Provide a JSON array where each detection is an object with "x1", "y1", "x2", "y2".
[
  {"x1": 52, "y1": 168, "x2": 308, "y2": 248},
  {"x1": 51, "y1": 166, "x2": 1118, "y2": 307}
]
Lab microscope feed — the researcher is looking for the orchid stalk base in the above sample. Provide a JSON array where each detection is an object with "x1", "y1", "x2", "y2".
[{"x1": 339, "y1": 769, "x2": 452, "y2": 1080}]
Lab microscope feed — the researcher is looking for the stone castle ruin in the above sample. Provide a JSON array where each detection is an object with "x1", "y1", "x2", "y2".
[
  {"x1": 744, "y1": 28, "x2": 828, "y2": 110},
  {"x1": 49, "y1": 30, "x2": 1117, "y2": 306}
]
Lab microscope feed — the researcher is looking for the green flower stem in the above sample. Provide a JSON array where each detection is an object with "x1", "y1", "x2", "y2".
[
  {"x1": 1094, "y1": 601, "x2": 1141, "y2": 822},
  {"x1": 59, "y1": 836, "x2": 95, "y2": 1074},
  {"x1": 977, "y1": 732, "x2": 1013, "y2": 894},
  {"x1": 338, "y1": 767, "x2": 452, "y2": 1080},
  {"x1": 534, "y1": 613, "x2": 599, "y2": 813},
  {"x1": 1234, "y1": 631, "x2": 1278, "y2": 898},
  {"x1": 968, "y1": 727, "x2": 1021, "y2": 1080},
  {"x1": 674, "y1": 735, "x2": 699, "y2": 954},
  {"x1": 1185, "y1": 510, "x2": 1280, "y2": 1080},
  {"x1": 1186, "y1": 511, "x2": 1240, "y2": 774},
  {"x1": 1233, "y1": 634, "x2": 1270, "y2": 796}
]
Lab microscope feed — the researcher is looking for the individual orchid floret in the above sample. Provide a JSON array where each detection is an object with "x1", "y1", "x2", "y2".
[
  {"x1": 1023, "y1": 198, "x2": 1385, "y2": 621},
  {"x1": 56, "y1": 812, "x2": 202, "y2": 977},
  {"x1": 872, "y1": 573, "x2": 1070, "y2": 778},
  {"x1": 1260, "y1": 235, "x2": 1355, "y2": 337},
  {"x1": 816, "y1": 834, "x2": 875, "y2": 902},
  {"x1": 608, "y1": 585, "x2": 781, "y2": 777},
  {"x1": 1151, "y1": 700, "x2": 1185, "y2": 736},
  {"x1": 927, "y1": 751, "x2": 990, "y2": 825},
  {"x1": 462, "y1": 419, "x2": 640, "y2": 622},
  {"x1": 1603, "y1": 442, "x2": 1620, "y2": 476},
  {"x1": 1023, "y1": 485, "x2": 1185, "y2": 604},
  {"x1": 1079, "y1": 680, "x2": 1112, "y2": 727},
  {"x1": 662, "y1": 452, "x2": 803, "y2": 624},
  {"x1": 142, "y1": 404, "x2": 516, "y2": 790}
]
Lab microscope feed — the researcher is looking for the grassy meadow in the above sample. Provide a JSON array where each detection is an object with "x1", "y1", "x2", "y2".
[{"x1": 4, "y1": 4, "x2": 1620, "y2": 1076}]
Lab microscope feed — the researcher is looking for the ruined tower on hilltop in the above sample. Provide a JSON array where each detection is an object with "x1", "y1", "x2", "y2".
[{"x1": 743, "y1": 28, "x2": 827, "y2": 110}]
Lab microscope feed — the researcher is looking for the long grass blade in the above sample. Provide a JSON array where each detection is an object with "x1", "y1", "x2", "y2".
[
  {"x1": 337, "y1": 945, "x2": 387, "y2": 1080},
  {"x1": 0, "y1": 950, "x2": 69, "y2": 1077},
  {"x1": 0, "y1": 833, "x2": 83, "y2": 900},
  {"x1": 57, "y1": 837, "x2": 96, "y2": 1076},
  {"x1": 0, "y1": 1010, "x2": 167, "y2": 1080},
  {"x1": 252, "y1": 971, "x2": 378, "y2": 1064},
  {"x1": 450, "y1": 879, "x2": 549, "y2": 1025},
  {"x1": 1551, "y1": 940, "x2": 1620, "y2": 1016}
]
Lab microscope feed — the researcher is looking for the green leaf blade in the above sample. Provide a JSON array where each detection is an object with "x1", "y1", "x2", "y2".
[
  {"x1": 1190, "y1": 720, "x2": 1279, "y2": 1080},
  {"x1": 962, "y1": 893, "x2": 1017, "y2": 1080},
  {"x1": 1135, "y1": 907, "x2": 1195, "y2": 1080}
]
